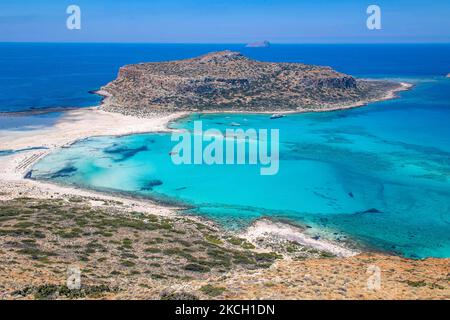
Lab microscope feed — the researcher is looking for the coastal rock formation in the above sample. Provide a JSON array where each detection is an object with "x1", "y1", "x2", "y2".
[
  {"x1": 99, "y1": 51, "x2": 403, "y2": 116},
  {"x1": 246, "y1": 41, "x2": 271, "y2": 48}
]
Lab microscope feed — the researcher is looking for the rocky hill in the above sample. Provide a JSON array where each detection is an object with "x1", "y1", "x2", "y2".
[{"x1": 98, "y1": 51, "x2": 403, "y2": 116}]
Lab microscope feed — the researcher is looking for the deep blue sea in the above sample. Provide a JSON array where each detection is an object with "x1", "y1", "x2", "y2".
[
  {"x1": 1, "y1": 43, "x2": 450, "y2": 258},
  {"x1": 1, "y1": 43, "x2": 449, "y2": 112}
]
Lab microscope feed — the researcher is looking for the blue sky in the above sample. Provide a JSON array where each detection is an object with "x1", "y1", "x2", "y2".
[{"x1": 1, "y1": 0, "x2": 449, "y2": 43}]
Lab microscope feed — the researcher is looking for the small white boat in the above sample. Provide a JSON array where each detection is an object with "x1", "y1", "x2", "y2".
[{"x1": 270, "y1": 113, "x2": 285, "y2": 119}]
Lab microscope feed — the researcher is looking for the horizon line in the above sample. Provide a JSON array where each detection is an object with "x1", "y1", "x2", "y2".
[{"x1": 1, "y1": 41, "x2": 450, "y2": 45}]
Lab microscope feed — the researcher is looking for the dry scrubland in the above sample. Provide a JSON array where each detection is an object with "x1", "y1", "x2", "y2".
[{"x1": 0, "y1": 196, "x2": 448, "y2": 300}]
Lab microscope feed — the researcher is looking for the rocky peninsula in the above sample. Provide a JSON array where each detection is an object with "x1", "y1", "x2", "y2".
[{"x1": 98, "y1": 51, "x2": 407, "y2": 117}]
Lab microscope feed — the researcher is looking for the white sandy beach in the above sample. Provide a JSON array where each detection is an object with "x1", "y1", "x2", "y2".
[
  {"x1": 0, "y1": 108, "x2": 185, "y2": 218},
  {"x1": 243, "y1": 219, "x2": 358, "y2": 257},
  {"x1": 0, "y1": 107, "x2": 187, "y2": 151}
]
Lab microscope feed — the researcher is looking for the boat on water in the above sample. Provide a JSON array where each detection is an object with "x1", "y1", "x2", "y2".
[{"x1": 270, "y1": 113, "x2": 285, "y2": 119}]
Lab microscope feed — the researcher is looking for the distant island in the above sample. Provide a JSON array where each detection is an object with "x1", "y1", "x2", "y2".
[
  {"x1": 98, "y1": 51, "x2": 409, "y2": 117},
  {"x1": 245, "y1": 40, "x2": 271, "y2": 48}
]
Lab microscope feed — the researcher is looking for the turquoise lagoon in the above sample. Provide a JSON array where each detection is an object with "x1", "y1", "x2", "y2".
[{"x1": 31, "y1": 77, "x2": 450, "y2": 259}]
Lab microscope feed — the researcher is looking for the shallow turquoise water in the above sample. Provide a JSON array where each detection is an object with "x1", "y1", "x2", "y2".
[{"x1": 31, "y1": 78, "x2": 450, "y2": 258}]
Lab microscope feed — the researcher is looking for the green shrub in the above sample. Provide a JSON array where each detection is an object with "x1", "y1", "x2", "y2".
[
  {"x1": 184, "y1": 263, "x2": 210, "y2": 273},
  {"x1": 200, "y1": 285, "x2": 225, "y2": 297}
]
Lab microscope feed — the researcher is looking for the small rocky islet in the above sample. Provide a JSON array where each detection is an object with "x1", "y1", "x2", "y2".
[{"x1": 245, "y1": 40, "x2": 271, "y2": 48}]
